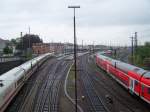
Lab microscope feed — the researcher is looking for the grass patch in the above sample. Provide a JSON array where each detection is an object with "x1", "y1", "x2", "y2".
[
  {"x1": 60, "y1": 94, "x2": 75, "y2": 112},
  {"x1": 67, "y1": 65, "x2": 75, "y2": 99},
  {"x1": 59, "y1": 64, "x2": 75, "y2": 112}
]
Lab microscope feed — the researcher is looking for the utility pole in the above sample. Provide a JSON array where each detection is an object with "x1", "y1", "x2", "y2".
[
  {"x1": 82, "y1": 40, "x2": 83, "y2": 52},
  {"x1": 29, "y1": 26, "x2": 31, "y2": 34},
  {"x1": 130, "y1": 36, "x2": 134, "y2": 64},
  {"x1": 134, "y1": 32, "x2": 138, "y2": 53},
  {"x1": 114, "y1": 49, "x2": 117, "y2": 59},
  {"x1": 28, "y1": 26, "x2": 31, "y2": 49},
  {"x1": 93, "y1": 41, "x2": 95, "y2": 53},
  {"x1": 68, "y1": 5, "x2": 80, "y2": 112},
  {"x1": 20, "y1": 32, "x2": 23, "y2": 54},
  {"x1": 21, "y1": 32, "x2": 23, "y2": 47}
]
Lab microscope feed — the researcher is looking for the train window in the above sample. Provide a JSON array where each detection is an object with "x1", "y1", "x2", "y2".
[
  {"x1": 0, "y1": 83, "x2": 4, "y2": 87},
  {"x1": 141, "y1": 85, "x2": 145, "y2": 96},
  {"x1": 148, "y1": 88, "x2": 150, "y2": 94},
  {"x1": 17, "y1": 76, "x2": 24, "y2": 85},
  {"x1": 134, "y1": 80, "x2": 138, "y2": 86}
]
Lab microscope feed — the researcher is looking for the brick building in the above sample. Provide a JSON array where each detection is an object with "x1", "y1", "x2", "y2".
[
  {"x1": 32, "y1": 42, "x2": 65, "y2": 54},
  {"x1": 49, "y1": 43, "x2": 64, "y2": 54},
  {"x1": 32, "y1": 43, "x2": 51, "y2": 54}
]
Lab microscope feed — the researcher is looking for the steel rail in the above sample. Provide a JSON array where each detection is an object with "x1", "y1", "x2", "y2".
[{"x1": 79, "y1": 55, "x2": 109, "y2": 112}]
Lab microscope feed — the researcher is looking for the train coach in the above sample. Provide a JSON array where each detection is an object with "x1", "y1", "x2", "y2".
[
  {"x1": 0, "y1": 53, "x2": 53, "y2": 112},
  {"x1": 95, "y1": 53, "x2": 150, "y2": 104}
]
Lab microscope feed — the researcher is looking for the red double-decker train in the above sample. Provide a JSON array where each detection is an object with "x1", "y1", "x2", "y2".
[{"x1": 95, "y1": 53, "x2": 150, "y2": 104}]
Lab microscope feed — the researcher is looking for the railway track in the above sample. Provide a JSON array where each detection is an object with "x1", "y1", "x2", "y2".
[
  {"x1": 87, "y1": 55, "x2": 150, "y2": 112},
  {"x1": 32, "y1": 59, "x2": 70, "y2": 112},
  {"x1": 33, "y1": 61, "x2": 61, "y2": 112},
  {"x1": 79, "y1": 55, "x2": 109, "y2": 112},
  {"x1": 6, "y1": 57, "x2": 72, "y2": 112},
  {"x1": 32, "y1": 59, "x2": 71, "y2": 112},
  {"x1": 6, "y1": 58, "x2": 56, "y2": 112}
]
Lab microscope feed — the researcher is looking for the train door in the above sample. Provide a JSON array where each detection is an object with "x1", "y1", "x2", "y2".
[
  {"x1": 129, "y1": 78, "x2": 135, "y2": 94},
  {"x1": 106, "y1": 64, "x2": 109, "y2": 73}
]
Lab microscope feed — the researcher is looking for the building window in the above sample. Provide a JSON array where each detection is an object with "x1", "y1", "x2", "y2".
[{"x1": 141, "y1": 85, "x2": 145, "y2": 96}]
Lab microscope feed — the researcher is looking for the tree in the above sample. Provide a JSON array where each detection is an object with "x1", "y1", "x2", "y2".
[
  {"x1": 134, "y1": 41, "x2": 150, "y2": 69},
  {"x1": 3, "y1": 46, "x2": 13, "y2": 54},
  {"x1": 11, "y1": 39, "x2": 17, "y2": 45},
  {"x1": 16, "y1": 34, "x2": 43, "y2": 51},
  {"x1": 145, "y1": 42, "x2": 150, "y2": 47}
]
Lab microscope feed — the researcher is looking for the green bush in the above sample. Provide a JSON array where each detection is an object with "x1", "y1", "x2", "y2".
[{"x1": 3, "y1": 46, "x2": 13, "y2": 54}]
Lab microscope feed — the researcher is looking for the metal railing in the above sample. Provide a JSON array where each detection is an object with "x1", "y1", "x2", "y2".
[{"x1": 0, "y1": 56, "x2": 21, "y2": 63}]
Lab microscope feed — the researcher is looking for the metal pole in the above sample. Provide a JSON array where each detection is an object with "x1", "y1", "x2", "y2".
[
  {"x1": 134, "y1": 32, "x2": 138, "y2": 53},
  {"x1": 131, "y1": 36, "x2": 134, "y2": 64},
  {"x1": 29, "y1": 27, "x2": 31, "y2": 51},
  {"x1": 93, "y1": 41, "x2": 95, "y2": 53},
  {"x1": 134, "y1": 32, "x2": 137, "y2": 48},
  {"x1": 82, "y1": 40, "x2": 83, "y2": 52},
  {"x1": 29, "y1": 26, "x2": 31, "y2": 34},
  {"x1": 74, "y1": 8, "x2": 78, "y2": 112},
  {"x1": 68, "y1": 6, "x2": 80, "y2": 112},
  {"x1": 21, "y1": 32, "x2": 23, "y2": 54},
  {"x1": 20, "y1": 32, "x2": 23, "y2": 50},
  {"x1": 114, "y1": 49, "x2": 117, "y2": 59}
]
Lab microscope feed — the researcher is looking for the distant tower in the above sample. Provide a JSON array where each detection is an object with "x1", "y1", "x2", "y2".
[
  {"x1": 28, "y1": 26, "x2": 31, "y2": 49},
  {"x1": 29, "y1": 26, "x2": 31, "y2": 34},
  {"x1": 20, "y1": 32, "x2": 23, "y2": 49},
  {"x1": 82, "y1": 40, "x2": 83, "y2": 48},
  {"x1": 134, "y1": 32, "x2": 138, "y2": 50}
]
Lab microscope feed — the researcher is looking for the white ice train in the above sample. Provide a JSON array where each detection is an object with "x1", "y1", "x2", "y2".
[{"x1": 0, "y1": 53, "x2": 53, "y2": 112}]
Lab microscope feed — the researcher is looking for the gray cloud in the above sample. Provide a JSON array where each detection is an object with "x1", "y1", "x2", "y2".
[
  {"x1": 0, "y1": 0, "x2": 150, "y2": 45},
  {"x1": 78, "y1": 0, "x2": 150, "y2": 27}
]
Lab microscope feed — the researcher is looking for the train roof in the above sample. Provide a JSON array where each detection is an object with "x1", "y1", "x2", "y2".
[
  {"x1": 0, "y1": 67, "x2": 25, "y2": 94},
  {"x1": 96, "y1": 53, "x2": 147, "y2": 76},
  {"x1": 0, "y1": 67, "x2": 24, "y2": 80},
  {"x1": 19, "y1": 53, "x2": 49, "y2": 71},
  {"x1": 96, "y1": 53, "x2": 119, "y2": 63},
  {"x1": 143, "y1": 72, "x2": 150, "y2": 78},
  {"x1": 116, "y1": 61, "x2": 147, "y2": 75},
  {"x1": 0, "y1": 53, "x2": 52, "y2": 90}
]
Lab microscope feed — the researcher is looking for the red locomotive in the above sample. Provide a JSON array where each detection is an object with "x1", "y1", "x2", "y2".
[{"x1": 96, "y1": 53, "x2": 150, "y2": 104}]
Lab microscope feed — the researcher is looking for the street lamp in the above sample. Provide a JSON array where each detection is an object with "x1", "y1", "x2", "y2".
[{"x1": 68, "y1": 5, "x2": 80, "y2": 112}]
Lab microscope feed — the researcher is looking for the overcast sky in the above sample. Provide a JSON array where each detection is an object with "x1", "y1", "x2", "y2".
[{"x1": 0, "y1": 0, "x2": 150, "y2": 45}]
